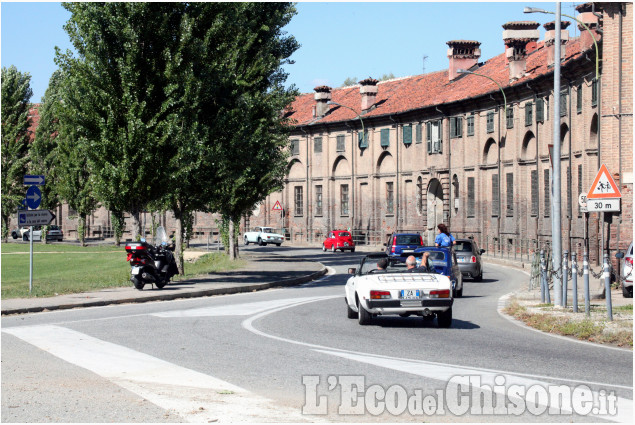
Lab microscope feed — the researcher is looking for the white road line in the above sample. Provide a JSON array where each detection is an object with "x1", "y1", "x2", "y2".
[{"x1": 2, "y1": 325, "x2": 317, "y2": 423}]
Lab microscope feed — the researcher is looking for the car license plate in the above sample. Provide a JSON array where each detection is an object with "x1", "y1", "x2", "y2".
[
  {"x1": 344, "y1": 242, "x2": 349, "y2": 246},
  {"x1": 400, "y1": 289, "x2": 420, "y2": 299},
  {"x1": 458, "y1": 257, "x2": 466, "y2": 262},
  {"x1": 402, "y1": 249, "x2": 414, "y2": 253},
  {"x1": 131, "y1": 266, "x2": 141, "y2": 275}
]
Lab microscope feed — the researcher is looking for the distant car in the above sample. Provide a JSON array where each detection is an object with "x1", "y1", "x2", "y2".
[
  {"x1": 413, "y1": 246, "x2": 464, "y2": 297},
  {"x1": 14, "y1": 225, "x2": 63, "y2": 242},
  {"x1": 243, "y1": 226, "x2": 284, "y2": 246},
  {"x1": 454, "y1": 238, "x2": 485, "y2": 281},
  {"x1": 384, "y1": 233, "x2": 424, "y2": 259},
  {"x1": 345, "y1": 252, "x2": 453, "y2": 327},
  {"x1": 322, "y1": 230, "x2": 355, "y2": 252},
  {"x1": 622, "y1": 242, "x2": 633, "y2": 298}
]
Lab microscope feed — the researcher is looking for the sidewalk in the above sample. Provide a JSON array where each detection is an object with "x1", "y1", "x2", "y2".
[{"x1": 1, "y1": 253, "x2": 327, "y2": 315}]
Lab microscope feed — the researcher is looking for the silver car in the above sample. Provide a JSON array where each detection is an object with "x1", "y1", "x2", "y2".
[
  {"x1": 622, "y1": 242, "x2": 633, "y2": 298},
  {"x1": 454, "y1": 238, "x2": 485, "y2": 281}
]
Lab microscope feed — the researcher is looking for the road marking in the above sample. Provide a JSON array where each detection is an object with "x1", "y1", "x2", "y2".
[
  {"x1": 2, "y1": 325, "x2": 317, "y2": 423},
  {"x1": 242, "y1": 295, "x2": 633, "y2": 421}
]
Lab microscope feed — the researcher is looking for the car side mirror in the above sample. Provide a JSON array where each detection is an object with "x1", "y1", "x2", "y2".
[
  {"x1": 348, "y1": 268, "x2": 356, "y2": 275},
  {"x1": 480, "y1": 249, "x2": 486, "y2": 254},
  {"x1": 615, "y1": 252, "x2": 624, "y2": 259}
]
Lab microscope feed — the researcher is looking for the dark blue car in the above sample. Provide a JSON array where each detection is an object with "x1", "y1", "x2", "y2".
[
  {"x1": 413, "y1": 246, "x2": 464, "y2": 297},
  {"x1": 384, "y1": 233, "x2": 424, "y2": 259}
]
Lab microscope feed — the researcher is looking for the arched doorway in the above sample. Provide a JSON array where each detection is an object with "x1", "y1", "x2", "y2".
[{"x1": 426, "y1": 178, "x2": 444, "y2": 245}]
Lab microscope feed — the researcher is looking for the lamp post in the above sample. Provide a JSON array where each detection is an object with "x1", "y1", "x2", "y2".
[
  {"x1": 327, "y1": 101, "x2": 365, "y2": 234},
  {"x1": 457, "y1": 69, "x2": 506, "y2": 257}
]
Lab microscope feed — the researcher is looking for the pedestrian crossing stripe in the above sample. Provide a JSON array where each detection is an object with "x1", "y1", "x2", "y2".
[{"x1": 587, "y1": 164, "x2": 622, "y2": 199}]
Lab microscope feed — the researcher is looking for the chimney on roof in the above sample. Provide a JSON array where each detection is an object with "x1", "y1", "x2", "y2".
[
  {"x1": 446, "y1": 40, "x2": 481, "y2": 81},
  {"x1": 313, "y1": 86, "x2": 332, "y2": 117},
  {"x1": 359, "y1": 77, "x2": 378, "y2": 110},
  {"x1": 543, "y1": 21, "x2": 570, "y2": 67},
  {"x1": 502, "y1": 21, "x2": 540, "y2": 81},
  {"x1": 575, "y1": 3, "x2": 602, "y2": 51}
]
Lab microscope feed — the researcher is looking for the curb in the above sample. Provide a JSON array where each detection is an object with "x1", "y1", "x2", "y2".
[{"x1": 1, "y1": 265, "x2": 327, "y2": 316}]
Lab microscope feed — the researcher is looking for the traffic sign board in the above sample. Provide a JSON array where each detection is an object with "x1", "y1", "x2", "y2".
[
  {"x1": 23, "y1": 175, "x2": 45, "y2": 186},
  {"x1": 18, "y1": 210, "x2": 56, "y2": 226},
  {"x1": 578, "y1": 194, "x2": 588, "y2": 213},
  {"x1": 586, "y1": 198, "x2": 620, "y2": 212},
  {"x1": 272, "y1": 201, "x2": 283, "y2": 211},
  {"x1": 26, "y1": 186, "x2": 42, "y2": 209},
  {"x1": 587, "y1": 164, "x2": 622, "y2": 199}
]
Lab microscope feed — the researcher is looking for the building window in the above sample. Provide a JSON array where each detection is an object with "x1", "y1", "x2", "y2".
[
  {"x1": 358, "y1": 130, "x2": 368, "y2": 148},
  {"x1": 450, "y1": 116, "x2": 462, "y2": 138},
  {"x1": 340, "y1": 184, "x2": 349, "y2": 215},
  {"x1": 506, "y1": 107, "x2": 514, "y2": 129},
  {"x1": 486, "y1": 111, "x2": 495, "y2": 133},
  {"x1": 525, "y1": 102, "x2": 533, "y2": 126},
  {"x1": 294, "y1": 186, "x2": 303, "y2": 216},
  {"x1": 380, "y1": 128, "x2": 390, "y2": 147},
  {"x1": 536, "y1": 98, "x2": 545, "y2": 123},
  {"x1": 506, "y1": 173, "x2": 514, "y2": 217},
  {"x1": 402, "y1": 124, "x2": 412, "y2": 145},
  {"x1": 315, "y1": 185, "x2": 323, "y2": 216},
  {"x1": 416, "y1": 177, "x2": 423, "y2": 215},
  {"x1": 544, "y1": 169, "x2": 550, "y2": 217},
  {"x1": 492, "y1": 174, "x2": 499, "y2": 217},
  {"x1": 386, "y1": 182, "x2": 394, "y2": 214},
  {"x1": 426, "y1": 120, "x2": 442, "y2": 153},
  {"x1": 314, "y1": 137, "x2": 322, "y2": 153},
  {"x1": 560, "y1": 90, "x2": 567, "y2": 117},
  {"x1": 336, "y1": 134, "x2": 346, "y2": 152},
  {"x1": 591, "y1": 79, "x2": 598, "y2": 107},
  {"x1": 577, "y1": 84, "x2": 583, "y2": 114},
  {"x1": 291, "y1": 139, "x2": 299, "y2": 156},
  {"x1": 531, "y1": 169, "x2": 538, "y2": 217},
  {"x1": 467, "y1": 115, "x2": 475, "y2": 136},
  {"x1": 415, "y1": 123, "x2": 423, "y2": 143},
  {"x1": 467, "y1": 177, "x2": 475, "y2": 218}
]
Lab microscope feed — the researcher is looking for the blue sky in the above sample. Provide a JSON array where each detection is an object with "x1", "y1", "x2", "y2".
[{"x1": 2, "y1": 1, "x2": 580, "y2": 102}]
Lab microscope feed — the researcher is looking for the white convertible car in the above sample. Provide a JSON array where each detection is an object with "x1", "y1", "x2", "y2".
[
  {"x1": 345, "y1": 253, "x2": 454, "y2": 327},
  {"x1": 243, "y1": 226, "x2": 284, "y2": 246}
]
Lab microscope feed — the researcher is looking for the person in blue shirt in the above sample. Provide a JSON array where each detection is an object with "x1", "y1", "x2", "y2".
[{"x1": 435, "y1": 223, "x2": 456, "y2": 248}]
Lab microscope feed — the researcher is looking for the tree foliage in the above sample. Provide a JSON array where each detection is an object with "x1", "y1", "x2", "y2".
[
  {"x1": 1, "y1": 66, "x2": 33, "y2": 242},
  {"x1": 342, "y1": 77, "x2": 358, "y2": 87}
]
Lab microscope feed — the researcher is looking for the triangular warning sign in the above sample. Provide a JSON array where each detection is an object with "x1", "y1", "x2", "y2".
[
  {"x1": 587, "y1": 164, "x2": 622, "y2": 199},
  {"x1": 272, "y1": 201, "x2": 283, "y2": 211}
]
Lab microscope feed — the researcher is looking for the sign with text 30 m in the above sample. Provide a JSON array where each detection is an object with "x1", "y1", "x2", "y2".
[{"x1": 586, "y1": 198, "x2": 620, "y2": 212}]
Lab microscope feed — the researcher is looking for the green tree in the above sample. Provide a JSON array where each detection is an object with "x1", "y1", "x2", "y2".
[
  {"x1": 342, "y1": 77, "x2": 358, "y2": 87},
  {"x1": 1, "y1": 66, "x2": 33, "y2": 242},
  {"x1": 380, "y1": 73, "x2": 395, "y2": 81}
]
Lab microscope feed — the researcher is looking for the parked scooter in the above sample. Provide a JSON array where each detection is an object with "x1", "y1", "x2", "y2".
[{"x1": 125, "y1": 226, "x2": 178, "y2": 290}]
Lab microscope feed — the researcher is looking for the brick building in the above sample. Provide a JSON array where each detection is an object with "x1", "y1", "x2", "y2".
[{"x1": 247, "y1": 2, "x2": 633, "y2": 263}]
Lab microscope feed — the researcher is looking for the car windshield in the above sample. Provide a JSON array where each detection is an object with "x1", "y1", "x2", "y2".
[
  {"x1": 395, "y1": 235, "x2": 421, "y2": 245},
  {"x1": 454, "y1": 241, "x2": 473, "y2": 252},
  {"x1": 425, "y1": 251, "x2": 447, "y2": 266},
  {"x1": 359, "y1": 257, "x2": 408, "y2": 275},
  {"x1": 338, "y1": 232, "x2": 350, "y2": 237},
  {"x1": 263, "y1": 228, "x2": 273, "y2": 233}
]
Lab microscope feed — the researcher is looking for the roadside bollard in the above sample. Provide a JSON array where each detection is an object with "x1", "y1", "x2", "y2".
[
  {"x1": 541, "y1": 250, "x2": 551, "y2": 304},
  {"x1": 540, "y1": 250, "x2": 546, "y2": 303},
  {"x1": 603, "y1": 253, "x2": 613, "y2": 321},
  {"x1": 571, "y1": 252, "x2": 578, "y2": 313},
  {"x1": 562, "y1": 250, "x2": 569, "y2": 307},
  {"x1": 583, "y1": 252, "x2": 590, "y2": 317}
]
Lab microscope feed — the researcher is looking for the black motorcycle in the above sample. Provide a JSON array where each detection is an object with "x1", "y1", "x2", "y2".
[{"x1": 125, "y1": 226, "x2": 178, "y2": 290}]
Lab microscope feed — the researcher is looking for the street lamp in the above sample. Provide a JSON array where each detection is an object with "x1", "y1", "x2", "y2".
[
  {"x1": 456, "y1": 69, "x2": 507, "y2": 119},
  {"x1": 327, "y1": 101, "x2": 365, "y2": 143}
]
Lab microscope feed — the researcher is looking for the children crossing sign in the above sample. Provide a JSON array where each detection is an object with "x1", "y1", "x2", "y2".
[{"x1": 586, "y1": 164, "x2": 621, "y2": 212}]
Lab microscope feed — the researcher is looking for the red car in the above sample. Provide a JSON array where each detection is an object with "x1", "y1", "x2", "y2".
[{"x1": 322, "y1": 230, "x2": 355, "y2": 252}]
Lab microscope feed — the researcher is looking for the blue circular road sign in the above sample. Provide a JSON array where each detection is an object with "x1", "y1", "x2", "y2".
[{"x1": 26, "y1": 186, "x2": 42, "y2": 209}]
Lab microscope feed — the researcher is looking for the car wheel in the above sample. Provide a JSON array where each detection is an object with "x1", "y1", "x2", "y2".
[
  {"x1": 132, "y1": 276, "x2": 145, "y2": 290},
  {"x1": 331, "y1": 244, "x2": 336, "y2": 253},
  {"x1": 623, "y1": 283, "x2": 633, "y2": 298},
  {"x1": 244, "y1": 236, "x2": 249, "y2": 246},
  {"x1": 456, "y1": 288, "x2": 463, "y2": 297},
  {"x1": 357, "y1": 297, "x2": 371, "y2": 325},
  {"x1": 474, "y1": 270, "x2": 483, "y2": 282},
  {"x1": 346, "y1": 298, "x2": 358, "y2": 319},
  {"x1": 422, "y1": 314, "x2": 435, "y2": 322},
  {"x1": 351, "y1": 248, "x2": 355, "y2": 253},
  {"x1": 437, "y1": 307, "x2": 452, "y2": 328},
  {"x1": 275, "y1": 243, "x2": 281, "y2": 247},
  {"x1": 23, "y1": 234, "x2": 29, "y2": 241},
  {"x1": 11, "y1": 232, "x2": 18, "y2": 240},
  {"x1": 258, "y1": 237, "x2": 263, "y2": 246},
  {"x1": 322, "y1": 244, "x2": 326, "y2": 252}
]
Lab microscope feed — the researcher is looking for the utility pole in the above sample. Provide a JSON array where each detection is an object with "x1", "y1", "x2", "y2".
[{"x1": 551, "y1": 3, "x2": 563, "y2": 306}]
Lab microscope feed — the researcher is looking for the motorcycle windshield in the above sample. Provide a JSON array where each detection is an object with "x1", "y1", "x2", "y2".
[{"x1": 156, "y1": 226, "x2": 169, "y2": 245}]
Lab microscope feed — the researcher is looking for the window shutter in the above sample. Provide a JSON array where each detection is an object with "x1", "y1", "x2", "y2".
[
  {"x1": 577, "y1": 164, "x2": 583, "y2": 216},
  {"x1": 531, "y1": 170, "x2": 538, "y2": 216},
  {"x1": 560, "y1": 91, "x2": 567, "y2": 116},
  {"x1": 314, "y1": 137, "x2": 322, "y2": 153},
  {"x1": 536, "y1": 98, "x2": 544, "y2": 123},
  {"x1": 591, "y1": 79, "x2": 598, "y2": 106},
  {"x1": 403, "y1": 125, "x2": 412, "y2": 145},
  {"x1": 358, "y1": 131, "x2": 368, "y2": 148},
  {"x1": 450, "y1": 118, "x2": 456, "y2": 138},
  {"x1": 506, "y1": 173, "x2": 514, "y2": 216},
  {"x1": 415, "y1": 123, "x2": 422, "y2": 143},
  {"x1": 291, "y1": 139, "x2": 299, "y2": 155},
  {"x1": 577, "y1": 84, "x2": 583, "y2": 114},
  {"x1": 506, "y1": 107, "x2": 514, "y2": 129},
  {"x1": 456, "y1": 117, "x2": 462, "y2": 137},
  {"x1": 492, "y1": 174, "x2": 499, "y2": 217},
  {"x1": 544, "y1": 169, "x2": 550, "y2": 217},
  {"x1": 380, "y1": 128, "x2": 390, "y2": 147},
  {"x1": 525, "y1": 102, "x2": 533, "y2": 126},
  {"x1": 467, "y1": 177, "x2": 475, "y2": 218},
  {"x1": 467, "y1": 116, "x2": 474, "y2": 136},
  {"x1": 336, "y1": 134, "x2": 346, "y2": 152},
  {"x1": 487, "y1": 111, "x2": 494, "y2": 133}
]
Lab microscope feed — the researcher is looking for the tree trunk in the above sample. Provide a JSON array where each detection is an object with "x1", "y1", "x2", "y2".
[
  {"x1": 2, "y1": 214, "x2": 9, "y2": 243},
  {"x1": 228, "y1": 218, "x2": 240, "y2": 260},
  {"x1": 173, "y1": 204, "x2": 185, "y2": 275},
  {"x1": 131, "y1": 210, "x2": 142, "y2": 240},
  {"x1": 79, "y1": 214, "x2": 87, "y2": 247}
]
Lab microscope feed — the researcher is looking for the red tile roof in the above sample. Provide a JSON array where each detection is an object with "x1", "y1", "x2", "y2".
[{"x1": 287, "y1": 38, "x2": 586, "y2": 127}]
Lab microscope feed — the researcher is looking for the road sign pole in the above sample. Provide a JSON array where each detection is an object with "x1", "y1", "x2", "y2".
[
  {"x1": 562, "y1": 250, "x2": 568, "y2": 307},
  {"x1": 583, "y1": 252, "x2": 590, "y2": 317},
  {"x1": 571, "y1": 252, "x2": 578, "y2": 313},
  {"x1": 603, "y1": 253, "x2": 613, "y2": 321},
  {"x1": 29, "y1": 225, "x2": 33, "y2": 294}
]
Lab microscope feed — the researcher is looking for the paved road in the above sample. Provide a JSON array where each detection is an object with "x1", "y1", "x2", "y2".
[{"x1": 2, "y1": 246, "x2": 632, "y2": 422}]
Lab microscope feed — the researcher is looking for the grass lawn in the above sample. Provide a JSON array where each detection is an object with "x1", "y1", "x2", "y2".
[{"x1": 1, "y1": 242, "x2": 245, "y2": 299}]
